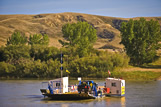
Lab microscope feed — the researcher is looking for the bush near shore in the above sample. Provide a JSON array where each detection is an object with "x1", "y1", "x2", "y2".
[{"x1": 0, "y1": 44, "x2": 130, "y2": 78}]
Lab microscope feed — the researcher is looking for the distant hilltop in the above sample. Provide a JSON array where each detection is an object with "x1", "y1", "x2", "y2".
[{"x1": 0, "y1": 12, "x2": 161, "y2": 50}]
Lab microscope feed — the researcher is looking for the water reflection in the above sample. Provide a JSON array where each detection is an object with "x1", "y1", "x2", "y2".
[
  {"x1": 121, "y1": 97, "x2": 126, "y2": 107},
  {"x1": 61, "y1": 104, "x2": 69, "y2": 107},
  {"x1": 105, "y1": 97, "x2": 126, "y2": 107},
  {"x1": 39, "y1": 97, "x2": 126, "y2": 107}
]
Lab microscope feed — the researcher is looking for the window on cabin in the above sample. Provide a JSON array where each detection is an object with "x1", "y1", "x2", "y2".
[
  {"x1": 111, "y1": 83, "x2": 116, "y2": 87},
  {"x1": 56, "y1": 83, "x2": 60, "y2": 87}
]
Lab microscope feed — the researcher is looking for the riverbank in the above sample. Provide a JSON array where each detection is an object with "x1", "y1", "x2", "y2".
[
  {"x1": 1, "y1": 64, "x2": 161, "y2": 81},
  {"x1": 120, "y1": 67, "x2": 161, "y2": 72},
  {"x1": 112, "y1": 71, "x2": 161, "y2": 81},
  {"x1": 1, "y1": 71, "x2": 161, "y2": 81},
  {"x1": 157, "y1": 76, "x2": 161, "y2": 80},
  {"x1": 113, "y1": 66, "x2": 161, "y2": 81}
]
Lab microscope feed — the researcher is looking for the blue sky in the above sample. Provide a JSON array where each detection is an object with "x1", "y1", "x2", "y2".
[{"x1": 0, "y1": 0, "x2": 161, "y2": 18}]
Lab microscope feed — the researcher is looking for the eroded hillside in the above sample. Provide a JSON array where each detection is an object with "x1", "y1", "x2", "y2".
[{"x1": 0, "y1": 12, "x2": 161, "y2": 51}]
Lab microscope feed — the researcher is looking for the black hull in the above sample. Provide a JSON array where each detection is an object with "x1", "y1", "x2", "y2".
[{"x1": 42, "y1": 93, "x2": 95, "y2": 100}]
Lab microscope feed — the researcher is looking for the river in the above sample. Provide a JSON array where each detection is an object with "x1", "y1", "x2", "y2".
[{"x1": 0, "y1": 79, "x2": 161, "y2": 107}]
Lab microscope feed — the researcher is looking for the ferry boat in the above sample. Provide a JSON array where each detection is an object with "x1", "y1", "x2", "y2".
[
  {"x1": 40, "y1": 77, "x2": 103, "y2": 100},
  {"x1": 40, "y1": 77, "x2": 125, "y2": 100},
  {"x1": 40, "y1": 53, "x2": 125, "y2": 100}
]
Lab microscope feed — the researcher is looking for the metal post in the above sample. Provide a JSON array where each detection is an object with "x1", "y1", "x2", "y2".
[
  {"x1": 60, "y1": 52, "x2": 63, "y2": 78},
  {"x1": 61, "y1": 57, "x2": 62, "y2": 78},
  {"x1": 60, "y1": 52, "x2": 63, "y2": 93}
]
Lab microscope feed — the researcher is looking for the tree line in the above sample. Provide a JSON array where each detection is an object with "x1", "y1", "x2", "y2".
[
  {"x1": 0, "y1": 40, "x2": 129, "y2": 78},
  {"x1": 6, "y1": 32, "x2": 49, "y2": 46},
  {"x1": 0, "y1": 21, "x2": 129, "y2": 78}
]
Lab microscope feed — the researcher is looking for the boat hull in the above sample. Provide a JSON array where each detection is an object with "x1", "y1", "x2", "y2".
[
  {"x1": 105, "y1": 94, "x2": 125, "y2": 97},
  {"x1": 41, "y1": 88, "x2": 96, "y2": 100},
  {"x1": 42, "y1": 93, "x2": 96, "y2": 100}
]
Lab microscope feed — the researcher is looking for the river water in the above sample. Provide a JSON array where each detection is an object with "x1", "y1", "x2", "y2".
[{"x1": 0, "y1": 79, "x2": 161, "y2": 107}]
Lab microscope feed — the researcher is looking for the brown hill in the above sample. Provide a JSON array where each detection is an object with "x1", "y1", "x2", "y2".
[{"x1": 0, "y1": 12, "x2": 161, "y2": 51}]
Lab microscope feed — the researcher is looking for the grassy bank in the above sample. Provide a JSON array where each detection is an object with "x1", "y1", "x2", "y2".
[
  {"x1": 111, "y1": 71, "x2": 161, "y2": 81},
  {"x1": 1, "y1": 70, "x2": 161, "y2": 81}
]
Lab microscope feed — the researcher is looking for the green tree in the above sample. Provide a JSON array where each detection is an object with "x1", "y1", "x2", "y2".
[
  {"x1": 61, "y1": 21, "x2": 97, "y2": 57},
  {"x1": 0, "y1": 62, "x2": 16, "y2": 77},
  {"x1": 0, "y1": 45, "x2": 30, "y2": 63},
  {"x1": 28, "y1": 34, "x2": 49, "y2": 45},
  {"x1": 30, "y1": 45, "x2": 59, "y2": 61},
  {"x1": 120, "y1": 18, "x2": 161, "y2": 65},
  {"x1": 6, "y1": 31, "x2": 27, "y2": 45}
]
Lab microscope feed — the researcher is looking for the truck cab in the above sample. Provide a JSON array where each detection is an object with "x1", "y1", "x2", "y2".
[{"x1": 78, "y1": 80, "x2": 98, "y2": 94}]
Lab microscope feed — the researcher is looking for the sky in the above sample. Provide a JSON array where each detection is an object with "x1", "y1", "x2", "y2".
[{"x1": 0, "y1": 0, "x2": 161, "y2": 18}]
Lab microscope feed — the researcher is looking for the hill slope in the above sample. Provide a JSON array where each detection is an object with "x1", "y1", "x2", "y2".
[{"x1": 0, "y1": 12, "x2": 161, "y2": 51}]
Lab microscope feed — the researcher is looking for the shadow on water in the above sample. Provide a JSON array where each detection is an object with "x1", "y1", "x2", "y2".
[
  {"x1": 24, "y1": 95, "x2": 43, "y2": 98},
  {"x1": 25, "y1": 94, "x2": 126, "y2": 107},
  {"x1": 41, "y1": 97, "x2": 126, "y2": 107},
  {"x1": 23, "y1": 94, "x2": 45, "y2": 102}
]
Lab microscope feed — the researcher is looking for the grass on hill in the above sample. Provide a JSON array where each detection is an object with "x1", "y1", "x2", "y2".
[{"x1": 0, "y1": 13, "x2": 161, "y2": 51}]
